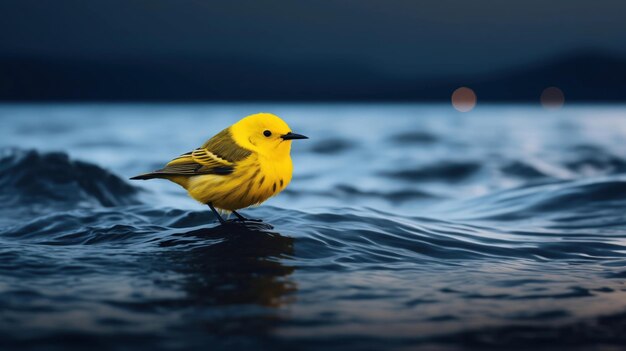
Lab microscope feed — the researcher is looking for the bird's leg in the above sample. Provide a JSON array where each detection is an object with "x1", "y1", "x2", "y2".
[
  {"x1": 231, "y1": 210, "x2": 248, "y2": 221},
  {"x1": 207, "y1": 203, "x2": 226, "y2": 224},
  {"x1": 231, "y1": 210, "x2": 263, "y2": 222}
]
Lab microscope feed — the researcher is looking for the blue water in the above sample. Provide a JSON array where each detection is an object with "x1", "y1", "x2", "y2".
[{"x1": 2, "y1": 104, "x2": 626, "y2": 350}]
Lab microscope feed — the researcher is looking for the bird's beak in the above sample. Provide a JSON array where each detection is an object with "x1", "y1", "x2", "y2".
[{"x1": 281, "y1": 132, "x2": 308, "y2": 140}]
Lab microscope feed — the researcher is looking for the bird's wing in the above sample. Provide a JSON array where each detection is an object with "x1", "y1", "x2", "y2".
[
  {"x1": 134, "y1": 128, "x2": 253, "y2": 178},
  {"x1": 152, "y1": 148, "x2": 236, "y2": 176},
  {"x1": 201, "y1": 128, "x2": 253, "y2": 162}
]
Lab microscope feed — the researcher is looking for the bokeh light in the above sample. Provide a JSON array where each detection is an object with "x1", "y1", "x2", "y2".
[
  {"x1": 540, "y1": 87, "x2": 564, "y2": 109},
  {"x1": 451, "y1": 87, "x2": 477, "y2": 112}
]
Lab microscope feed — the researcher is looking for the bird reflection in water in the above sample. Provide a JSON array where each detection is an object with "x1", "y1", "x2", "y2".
[{"x1": 158, "y1": 221, "x2": 296, "y2": 335}]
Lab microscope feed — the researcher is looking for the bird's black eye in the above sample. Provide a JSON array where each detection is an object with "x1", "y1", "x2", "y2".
[{"x1": 263, "y1": 130, "x2": 272, "y2": 137}]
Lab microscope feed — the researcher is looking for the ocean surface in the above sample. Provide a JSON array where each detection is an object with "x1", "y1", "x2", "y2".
[{"x1": 2, "y1": 103, "x2": 626, "y2": 350}]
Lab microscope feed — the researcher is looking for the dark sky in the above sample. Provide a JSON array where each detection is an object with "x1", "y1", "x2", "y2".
[{"x1": 1, "y1": 0, "x2": 625, "y2": 78}]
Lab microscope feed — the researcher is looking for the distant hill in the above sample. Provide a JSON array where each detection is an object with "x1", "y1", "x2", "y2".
[
  {"x1": 444, "y1": 52, "x2": 626, "y2": 101},
  {"x1": 0, "y1": 52, "x2": 624, "y2": 101}
]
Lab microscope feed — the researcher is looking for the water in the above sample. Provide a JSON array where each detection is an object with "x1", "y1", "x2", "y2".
[{"x1": 1, "y1": 103, "x2": 626, "y2": 350}]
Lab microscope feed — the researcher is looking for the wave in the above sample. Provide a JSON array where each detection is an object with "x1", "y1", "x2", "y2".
[
  {"x1": 499, "y1": 160, "x2": 552, "y2": 179},
  {"x1": 283, "y1": 184, "x2": 437, "y2": 203},
  {"x1": 2, "y1": 148, "x2": 626, "y2": 350},
  {"x1": 309, "y1": 138, "x2": 356, "y2": 155},
  {"x1": 388, "y1": 131, "x2": 440, "y2": 144},
  {"x1": 0, "y1": 149, "x2": 140, "y2": 211},
  {"x1": 498, "y1": 145, "x2": 626, "y2": 182},
  {"x1": 1, "y1": 149, "x2": 625, "y2": 263},
  {"x1": 448, "y1": 175, "x2": 626, "y2": 230},
  {"x1": 380, "y1": 161, "x2": 481, "y2": 182},
  {"x1": 4, "y1": 203, "x2": 624, "y2": 270},
  {"x1": 564, "y1": 144, "x2": 626, "y2": 175}
]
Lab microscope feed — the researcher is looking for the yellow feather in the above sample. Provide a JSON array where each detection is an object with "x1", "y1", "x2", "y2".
[{"x1": 131, "y1": 113, "x2": 306, "y2": 213}]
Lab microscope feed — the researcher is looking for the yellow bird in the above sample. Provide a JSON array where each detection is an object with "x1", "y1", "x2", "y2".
[{"x1": 131, "y1": 113, "x2": 307, "y2": 223}]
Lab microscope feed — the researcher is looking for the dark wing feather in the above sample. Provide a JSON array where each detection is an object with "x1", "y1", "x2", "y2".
[
  {"x1": 130, "y1": 129, "x2": 251, "y2": 180},
  {"x1": 154, "y1": 148, "x2": 235, "y2": 175},
  {"x1": 202, "y1": 128, "x2": 252, "y2": 162}
]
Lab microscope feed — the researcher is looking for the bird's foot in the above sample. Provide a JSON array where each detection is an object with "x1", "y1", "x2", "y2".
[
  {"x1": 227, "y1": 217, "x2": 263, "y2": 223},
  {"x1": 223, "y1": 218, "x2": 272, "y2": 230},
  {"x1": 242, "y1": 218, "x2": 263, "y2": 223},
  {"x1": 231, "y1": 210, "x2": 263, "y2": 223}
]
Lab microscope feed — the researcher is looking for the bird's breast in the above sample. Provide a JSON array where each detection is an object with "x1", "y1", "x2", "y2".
[
  {"x1": 256, "y1": 154, "x2": 293, "y2": 198},
  {"x1": 186, "y1": 154, "x2": 293, "y2": 210}
]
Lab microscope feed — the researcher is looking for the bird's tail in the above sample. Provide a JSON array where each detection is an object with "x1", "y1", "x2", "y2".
[{"x1": 129, "y1": 172, "x2": 163, "y2": 180}]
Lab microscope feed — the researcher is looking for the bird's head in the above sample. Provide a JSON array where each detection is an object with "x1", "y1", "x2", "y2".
[{"x1": 230, "y1": 113, "x2": 308, "y2": 158}]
